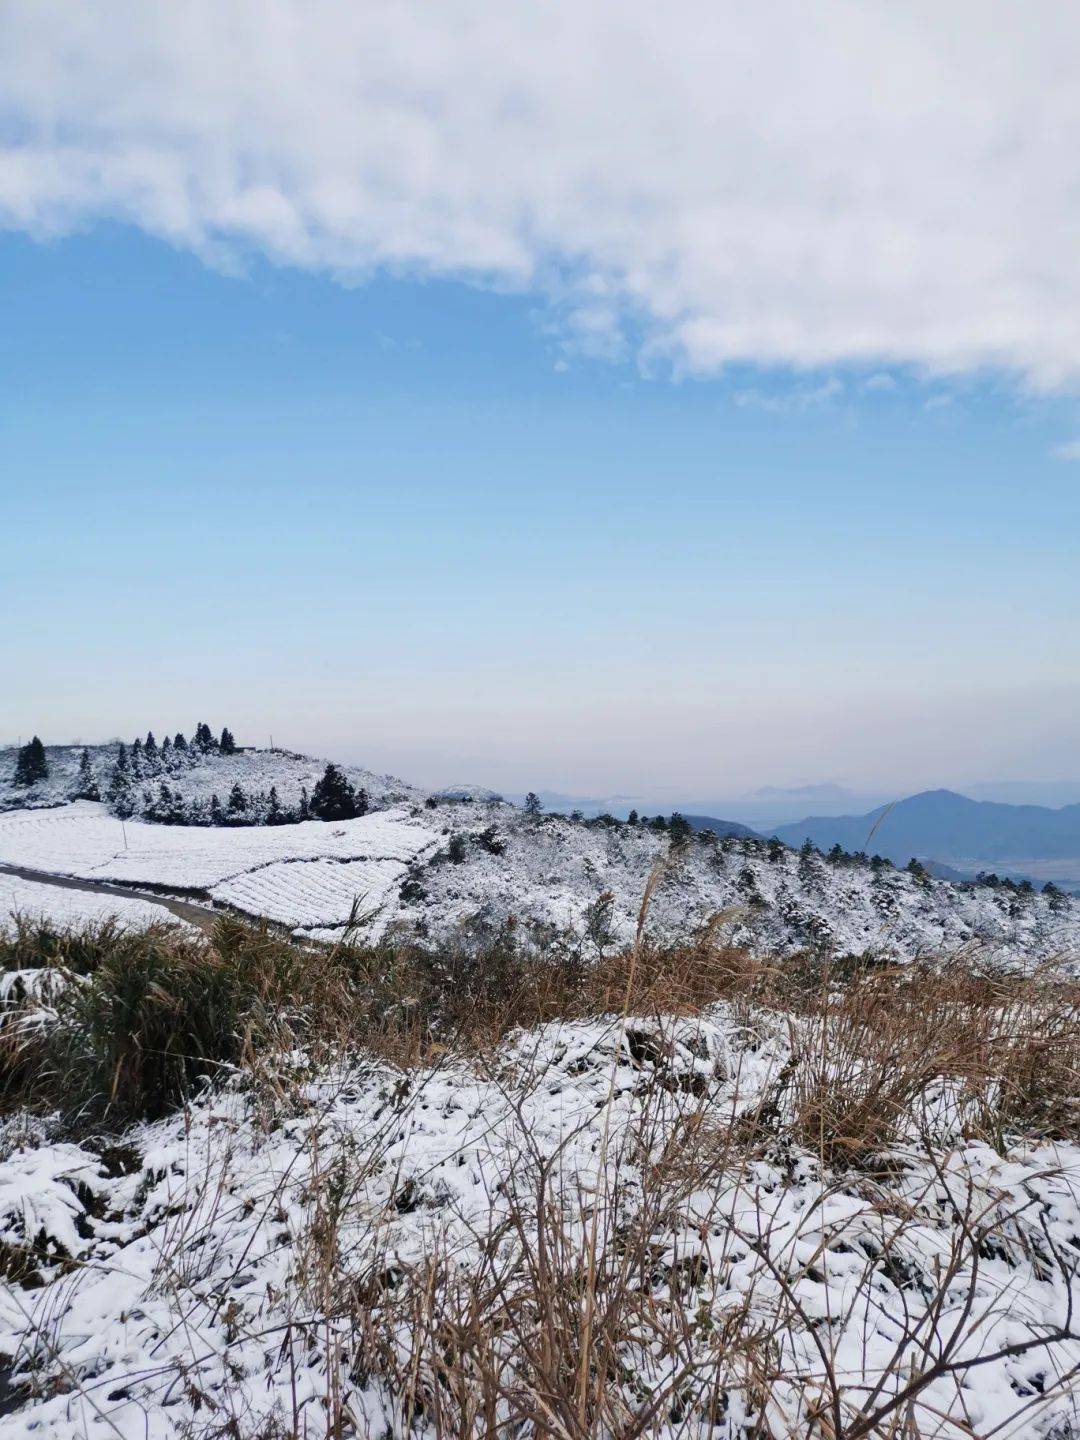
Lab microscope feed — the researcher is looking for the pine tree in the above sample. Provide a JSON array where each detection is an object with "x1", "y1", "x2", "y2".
[
  {"x1": 227, "y1": 782, "x2": 248, "y2": 819},
  {"x1": 627, "y1": 809, "x2": 639, "y2": 825},
  {"x1": 144, "y1": 732, "x2": 158, "y2": 766},
  {"x1": 310, "y1": 764, "x2": 359, "y2": 821},
  {"x1": 74, "y1": 747, "x2": 100, "y2": 801},
  {"x1": 668, "y1": 812, "x2": 692, "y2": 847},
  {"x1": 174, "y1": 732, "x2": 188, "y2": 753},
  {"x1": 107, "y1": 743, "x2": 130, "y2": 803},
  {"x1": 161, "y1": 734, "x2": 172, "y2": 761},
  {"x1": 299, "y1": 786, "x2": 311, "y2": 822},
  {"x1": 219, "y1": 727, "x2": 237, "y2": 755},
  {"x1": 266, "y1": 785, "x2": 284, "y2": 825},
  {"x1": 145, "y1": 781, "x2": 173, "y2": 822},
  {"x1": 194, "y1": 723, "x2": 218, "y2": 753},
  {"x1": 13, "y1": 736, "x2": 49, "y2": 786},
  {"x1": 209, "y1": 794, "x2": 224, "y2": 825},
  {"x1": 523, "y1": 791, "x2": 543, "y2": 817}
]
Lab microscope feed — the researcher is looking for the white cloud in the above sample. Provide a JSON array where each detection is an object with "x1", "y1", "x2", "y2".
[
  {"x1": 861, "y1": 373, "x2": 898, "y2": 393},
  {"x1": 1052, "y1": 440, "x2": 1080, "y2": 460},
  {"x1": 3, "y1": 1, "x2": 1080, "y2": 386}
]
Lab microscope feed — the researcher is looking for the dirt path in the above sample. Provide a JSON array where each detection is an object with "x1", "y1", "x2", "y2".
[{"x1": 0, "y1": 862, "x2": 219, "y2": 934}]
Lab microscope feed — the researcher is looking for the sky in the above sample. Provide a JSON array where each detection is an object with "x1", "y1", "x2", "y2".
[{"x1": 2, "y1": 1, "x2": 1079, "y2": 804}]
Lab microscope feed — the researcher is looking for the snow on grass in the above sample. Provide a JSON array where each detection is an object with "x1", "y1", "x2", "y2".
[
  {"x1": 0, "y1": 871, "x2": 183, "y2": 935},
  {"x1": 2, "y1": 1010, "x2": 1079, "y2": 1437}
]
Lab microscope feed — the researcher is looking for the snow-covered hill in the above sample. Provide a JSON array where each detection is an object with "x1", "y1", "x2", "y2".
[
  {"x1": 1, "y1": 795, "x2": 1078, "y2": 961},
  {"x1": 0, "y1": 738, "x2": 418, "y2": 818}
]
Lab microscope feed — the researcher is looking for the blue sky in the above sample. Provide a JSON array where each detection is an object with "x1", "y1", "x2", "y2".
[
  {"x1": 2, "y1": 2, "x2": 1079, "y2": 802},
  {"x1": 3, "y1": 225, "x2": 1078, "y2": 800}
]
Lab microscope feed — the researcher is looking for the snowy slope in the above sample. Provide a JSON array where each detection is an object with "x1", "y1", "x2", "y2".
[
  {"x1": 0, "y1": 800, "x2": 1078, "y2": 959},
  {"x1": 394, "y1": 802, "x2": 1080, "y2": 961},
  {"x1": 0, "y1": 740, "x2": 419, "y2": 815}
]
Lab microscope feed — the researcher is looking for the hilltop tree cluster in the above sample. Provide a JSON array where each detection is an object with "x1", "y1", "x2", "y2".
[
  {"x1": 100, "y1": 723, "x2": 240, "y2": 818},
  {"x1": 99, "y1": 732, "x2": 367, "y2": 827}
]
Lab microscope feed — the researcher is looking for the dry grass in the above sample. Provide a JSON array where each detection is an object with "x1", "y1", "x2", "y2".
[
  {"x1": 5, "y1": 906, "x2": 1080, "y2": 1151},
  {"x1": 5, "y1": 909, "x2": 1080, "y2": 1436}
]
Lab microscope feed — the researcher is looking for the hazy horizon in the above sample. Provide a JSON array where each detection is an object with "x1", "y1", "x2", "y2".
[{"x1": 4, "y1": 729, "x2": 1080, "y2": 819}]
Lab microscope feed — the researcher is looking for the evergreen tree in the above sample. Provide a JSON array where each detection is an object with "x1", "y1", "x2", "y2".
[
  {"x1": 523, "y1": 791, "x2": 543, "y2": 817},
  {"x1": 627, "y1": 809, "x2": 639, "y2": 825},
  {"x1": 74, "y1": 747, "x2": 100, "y2": 801},
  {"x1": 668, "y1": 812, "x2": 692, "y2": 847},
  {"x1": 144, "y1": 781, "x2": 172, "y2": 822},
  {"x1": 1043, "y1": 881, "x2": 1067, "y2": 912},
  {"x1": 767, "y1": 837, "x2": 785, "y2": 864},
  {"x1": 161, "y1": 735, "x2": 172, "y2": 761},
  {"x1": 266, "y1": 785, "x2": 284, "y2": 825},
  {"x1": 187, "y1": 796, "x2": 209, "y2": 826},
  {"x1": 310, "y1": 764, "x2": 360, "y2": 821},
  {"x1": 209, "y1": 794, "x2": 225, "y2": 825},
  {"x1": 194, "y1": 723, "x2": 218, "y2": 752},
  {"x1": 13, "y1": 736, "x2": 49, "y2": 786},
  {"x1": 299, "y1": 786, "x2": 311, "y2": 822},
  {"x1": 174, "y1": 732, "x2": 188, "y2": 753},
  {"x1": 144, "y1": 732, "x2": 158, "y2": 766},
  {"x1": 106, "y1": 743, "x2": 130, "y2": 805},
  {"x1": 219, "y1": 727, "x2": 237, "y2": 755},
  {"x1": 227, "y1": 782, "x2": 248, "y2": 818}
]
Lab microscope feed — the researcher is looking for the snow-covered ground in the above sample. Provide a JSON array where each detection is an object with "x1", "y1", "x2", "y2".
[
  {"x1": 2, "y1": 1010, "x2": 1078, "y2": 1438},
  {"x1": 0, "y1": 871, "x2": 184, "y2": 935},
  {"x1": 1, "y1": 800, "x2": 1079, "y2": 958}
]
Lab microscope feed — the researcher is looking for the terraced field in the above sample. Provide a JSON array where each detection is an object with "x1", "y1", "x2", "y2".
[{"x1": 0, "y1": 802, "x2": 439, "y2": 937}]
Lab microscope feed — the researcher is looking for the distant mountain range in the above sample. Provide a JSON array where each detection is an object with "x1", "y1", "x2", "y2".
[
  {"x1": 682, "y1": 814, "x2": 763, "y2": 841},
  {"x1": 772, "y1": 788, "x2": 1080, "y2": 888}
]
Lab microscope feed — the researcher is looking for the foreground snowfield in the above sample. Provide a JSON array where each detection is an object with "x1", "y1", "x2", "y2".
[
  {"x1": 2, "y1": 800, "x2": 1079, "y2": 961},
  {"x1": 3, "y1": 1008, "x2": 1079, "y2": 1438}
]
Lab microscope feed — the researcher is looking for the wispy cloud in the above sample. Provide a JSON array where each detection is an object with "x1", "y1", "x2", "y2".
[
  {"x1": 861, "y1": 373, "x2": 897, "y2": 394},
  {"x1": 734, "y1": 377, "x2": 844, "y2": 412},
  {"x1": 1051, "y1": 440, "x2": 1080, "y2": 461},
  {"x1": 2, "y1": 2, "x2": 1080, "y2": 387}
]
